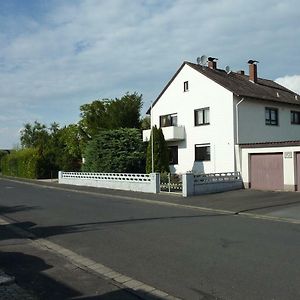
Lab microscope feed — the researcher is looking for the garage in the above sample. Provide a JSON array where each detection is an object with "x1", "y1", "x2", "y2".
[
  {"x1": 250, "y1": 153, "x2": 284, "y2": 191},
  {"x1": 296, "y1": 153, "x2": 300, "y2": 191}
]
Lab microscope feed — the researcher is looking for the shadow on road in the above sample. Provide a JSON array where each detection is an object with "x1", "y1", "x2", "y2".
[
  {"x1": 29, "y1": 213, "x2": 231, "y2": 238},
  {"x1": 236, "y1": 199, "x2": 300, "y2": 214},
  {"x1": 0, "y1": 204, "x2": 39, "y2": 214}
]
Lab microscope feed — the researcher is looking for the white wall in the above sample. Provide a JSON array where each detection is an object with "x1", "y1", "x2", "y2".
[
  {"x1": 59, "y1": 172, "x2": 160, "y2": 193},
  {"x1": 151, "y1": 64, "x2": 236, "y2": 174},
  {"x1": 236, "y1": 98, "x2": 300, "y2": 144}
]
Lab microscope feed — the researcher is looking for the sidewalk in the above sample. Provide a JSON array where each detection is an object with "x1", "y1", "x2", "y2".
[{"x1": 0, "y1": 219, "x2": 141, "y2": 300}]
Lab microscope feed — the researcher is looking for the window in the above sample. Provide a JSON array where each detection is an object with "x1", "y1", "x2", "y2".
[
  {"x1": 184, "y1": 81, "x2": 189, "y2": 92},
  {"x1": 168, "y1": 146, "x2": 178, "y2": 165},
  {"x1": 291, "y1": 111, "x2": 300, "y2": 124},
  {"x1": 160, "y1": 113, "x2": 178, "y2": 127},
  {"x1": 265, "y1": 107, "x2": 278, "y2": 126},
  {"x1": 195, "y1": 144, "x2": 210, "y2": 161},
  {"x1": 195, "y1": 107, "x2": 210, "y2": 126}
]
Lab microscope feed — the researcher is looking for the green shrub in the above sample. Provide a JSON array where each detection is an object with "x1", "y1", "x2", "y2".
[
  {"x1": 0, "y1": 151, "x2": 8, "y2": 172},
  {"x1": 83, "y1": 128, "x2": 146, "y2": 173},
  {"x1": 146, "y1": 126, "x2": 169, "y2": 173},
  {"x1": 1, "y1": 148, "x2": 44, "y2": 179}
]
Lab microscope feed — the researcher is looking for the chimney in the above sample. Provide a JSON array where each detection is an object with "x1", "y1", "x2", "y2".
[
  {"x1": 208, "y1": 57, "x2": 218, "y2": 70},
  {"x1": 248, "y1": 60, "x2": 259, "y2": 83}
]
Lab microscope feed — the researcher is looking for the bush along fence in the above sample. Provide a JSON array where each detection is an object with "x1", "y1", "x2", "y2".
[
  {"x1": 182, "y1": 172, "x2": 244, "y2": 197},
  {"x1": 58, "y1": 171, "x2": 160, "y2": 193}
]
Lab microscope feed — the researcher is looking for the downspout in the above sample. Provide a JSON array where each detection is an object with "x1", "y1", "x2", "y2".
[
  {"x1": 235, "y1": 97, "x2": 245, "y2": 172},
  {"x1": 235, "y1": 97, "x2": 245, "y2": 145}
]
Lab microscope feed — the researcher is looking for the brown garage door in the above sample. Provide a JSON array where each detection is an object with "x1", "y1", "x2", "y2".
[
  {"x1": 296, "y1": 153, "x2": 300, "y2": 191},
  {"x1": 250, "y1": 153, "x2": 284, "y2": 190}
]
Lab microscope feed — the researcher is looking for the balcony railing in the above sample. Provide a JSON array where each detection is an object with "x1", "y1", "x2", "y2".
[{"x1": 143, "y1": 126, "x2": 185, "y2": 142}]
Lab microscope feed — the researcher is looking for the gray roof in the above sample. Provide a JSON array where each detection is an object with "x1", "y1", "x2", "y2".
[{"x1": 147, "y1": 61, "x2": 300, "y2": 114}]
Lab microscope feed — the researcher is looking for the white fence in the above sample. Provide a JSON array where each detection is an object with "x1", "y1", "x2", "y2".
[
  {"x1": 183, "y1": 172, "x2": 243, "y2": 197},
  {"x1": 58, "y1": 171, "x2": 243, "y2": 197},
  {"x1": 58, "y1": 171, "x2": 160, "y2": 194}
]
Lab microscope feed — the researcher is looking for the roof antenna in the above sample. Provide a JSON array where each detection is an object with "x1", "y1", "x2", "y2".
[
  {"x1": 197, "y1": 55, "x2": 207, "y2": 67},
  {"x1": 225, "y1": 65, "x2": 231, "y2": 74}
]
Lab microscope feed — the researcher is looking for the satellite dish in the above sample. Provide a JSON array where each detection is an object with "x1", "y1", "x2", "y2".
[
  {"x1": 200, "y1": 55, "x2": 207, "y2": 66},
  {"x1": 196, "y1": 57, "x2": 201, "y2": 65},
  {"x1": 225, "y1": 65, "x2": 231, "y2": 74}
]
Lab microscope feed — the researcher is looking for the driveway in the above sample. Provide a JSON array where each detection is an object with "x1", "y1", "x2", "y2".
[{"x1": 181, "y1": 189, "x2": 300, "y2": 221}]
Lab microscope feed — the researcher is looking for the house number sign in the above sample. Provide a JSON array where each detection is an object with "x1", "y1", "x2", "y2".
[{"x1": 284, "y1": 152, "x2": 292, "y2": 158}]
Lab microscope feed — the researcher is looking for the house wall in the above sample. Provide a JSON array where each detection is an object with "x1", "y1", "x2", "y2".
[
  {"x1": 240, "y1": 146, "x2": 300, "y2": 191},
  {"x1": 236, "y1": 98, "x2": 300, "y2": 144},
  {"x1": 151, "y1": 64, "x2": 236, "y2": 174}
]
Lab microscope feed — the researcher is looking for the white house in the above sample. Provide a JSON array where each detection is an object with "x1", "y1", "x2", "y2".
[{"x1": 143, "y1": 58, "x2": 300, "y2": 191}]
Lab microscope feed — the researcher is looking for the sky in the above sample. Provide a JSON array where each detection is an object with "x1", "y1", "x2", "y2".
[{"x1": 0, "y1": 0, "x2": 300, "y2": 148}]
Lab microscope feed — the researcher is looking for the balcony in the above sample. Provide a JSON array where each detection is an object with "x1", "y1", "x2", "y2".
[{"x1": 143, "y1": 126, "x2": 185, "y2": 142}]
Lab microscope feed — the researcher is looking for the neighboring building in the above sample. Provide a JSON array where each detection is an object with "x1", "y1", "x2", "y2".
[{"x1": 143, "y1": 58, "x2": 300, "y2": 191}]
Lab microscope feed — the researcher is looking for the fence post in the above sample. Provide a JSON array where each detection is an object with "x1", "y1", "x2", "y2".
[
  {"x1": 182, "y1": 173, "x2": 194, "y2": 197},
  {"x1": 150, "y1": 173, "x2": 160, "y2": 193},
  {"x1": 58, "y1": 171, "x2": 62, "y2": 183}
]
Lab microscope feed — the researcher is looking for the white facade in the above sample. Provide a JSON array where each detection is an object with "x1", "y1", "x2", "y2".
[{"x1": 149, "y1": 64, "x2": 235, "y2": 174}]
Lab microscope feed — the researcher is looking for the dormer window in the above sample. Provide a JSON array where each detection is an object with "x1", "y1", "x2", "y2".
[{"x1": 184, "y1": 81, "x2": 189, "y2": 92}]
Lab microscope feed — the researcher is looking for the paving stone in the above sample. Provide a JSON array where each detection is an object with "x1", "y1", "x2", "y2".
[
  {"x1": 123, "y1": 279, "x2": 144, "y2": 289},
  {"x1": 134, "y1": 284, "x2": 155, "y2": 292},
  {"x1": 149, "y1": 289, "x2": 169, "y2": 298},
  {"x1": 113, "y1": 275, "x2": 131, "y2": 283}
]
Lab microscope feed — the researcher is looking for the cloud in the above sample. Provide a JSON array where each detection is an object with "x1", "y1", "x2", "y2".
[
  {"x1": 0, "y1": 0, "x2": 300, "y2": 147},
  {"x1": 275, "y1": 75, "x2": 300, "y2": 95}
]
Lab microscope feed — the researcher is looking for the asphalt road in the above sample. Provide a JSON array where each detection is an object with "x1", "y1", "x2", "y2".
[{"x1": 0, "y1": 178, "x2": 300, "y2": 300}]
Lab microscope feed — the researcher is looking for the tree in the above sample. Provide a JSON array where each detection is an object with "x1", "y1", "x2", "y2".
[
  {"x1": 78, "y1": 92, "x2": 142, "y2": 141},
  {"x1": 20, "y1": 121, "x2": 49, "y2": 150},
  {"x1": 54, "y1": 124, "x2": 82, "y2": 171},
  {"x1": 140, "y1": 116, "x2": 151, "y2": 130},
  {"x1": 83, "y1": 128, "x2": 146, "y2": 173},
  {"x1": 146, "y1": 126, "x2": 169, "y2": 173},
  {"x1": 107, "y1": 92, "x2": 142, "y2": 129},
  {"x1": 78, "y1": 100, "x2": 110, "y2": 140},
  {"x1": 19, "y1": 121, "x2": 82, "y2": 177}
]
